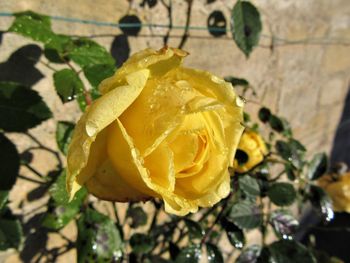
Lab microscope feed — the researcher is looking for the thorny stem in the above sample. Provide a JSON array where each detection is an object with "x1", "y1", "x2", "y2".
[
  {"x1": 64, "y1": 60, "x2": 92, "y2": 106},
  {"x1": 112, "y1": 202, "x2": 121, "y2": 226},
  {"x1": 200, "y1": 192, "x2": 233, "y2": 245}
]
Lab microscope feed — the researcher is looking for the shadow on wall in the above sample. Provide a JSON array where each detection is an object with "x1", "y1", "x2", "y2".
[
  {"x1": 331, "y1": 86, "x2": 350, "y2": 166},
  {"x1": 302, "y1": 86, "x2": 350, "y2": 262},
  {"x1": 0, "y1": 44, "x2": 44, "y2": 87}
]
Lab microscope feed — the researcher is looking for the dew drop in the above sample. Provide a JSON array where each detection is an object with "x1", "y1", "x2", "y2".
[{"x1": 236, "y1": 96, "x2": 245, "y2": 107}]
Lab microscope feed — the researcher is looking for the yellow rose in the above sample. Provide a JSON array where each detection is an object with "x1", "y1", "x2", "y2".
[
  {"x1": 66, "y1": 47, "x2": 244, "y2": 215},
  {"x1": 318, "y1": 172, "x2": 350, "y2": 213},
  {"x1": 233, "y1": 130, "x2": 268, "y2": 173}
]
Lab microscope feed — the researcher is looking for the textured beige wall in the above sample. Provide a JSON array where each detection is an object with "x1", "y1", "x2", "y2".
[{"x1": 0, "y1": 0, "x2": 349, "y2": 262}]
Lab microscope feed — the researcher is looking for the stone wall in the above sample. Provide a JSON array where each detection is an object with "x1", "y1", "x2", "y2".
[{"x1": 0, "y1": 0, "x2": 349, "y2": 262}]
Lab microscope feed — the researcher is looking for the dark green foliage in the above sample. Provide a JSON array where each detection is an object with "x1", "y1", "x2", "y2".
[
  {"x1": 229, "y1": 200, "x2": 263, "y2": 229},
  {"x1": 0, "y1": 134, "x2": 20, "y2": 191},
  {"x1": 53, "y1": 69, "x2": 85, "y2": 103},
  {"x1": 268, "y1": 240, "x2": 316, "y2": 263},
  {"x1": 206, "y1": 243, "x2": 224, "y2": 263},
  {"x1": 0, "y1": 210, "x2": 23, "y2": 250},
  {"x1": 231, "y1": 1, "x2": 262, "y2": 57},
  {"x1": 236, "y1": 245, "x2": 261, "y2": 263},
  {"x1": 77, "y1": 208, "x2": 123, "y2": 263},
  {"x1": 68, "y1": 38, "x2": 115, "y2": 68},
  {"x1": 130, "y1": 233, "x2": 154, "y2": 254},
  {"x1": 56, "y1": 121, "x2": 75, "y2": 155},
  {"x1": 239, "y1": 175, "x2": 260, "y2": 196},
  {"x1": 42, "y1": 171, "x2": 87, "y2": 230},
  {"x1": 258, "y1": 107, "x2": 271, "y2": 123},
  {"x1": 184, "y1": 219, "x2": 204, "y2": 239},
  {"x1": 175, "y1": 244, "x2": 201, "y2": 263},
  {"x1": 9, "y1": 11, "x2": 55, "y2": 43},
  {"x1": 126, "y1": 206, "x2": 148, "y2": 228},
  {"x1": 309, "y1": 185, "x2": 334, "y2": 222},
  {"x1": 308, "y1": 153, "x2": 328, "y2": 180},
  {"x1": 221, "y1": 218, "x2": 245, "y2": 249},
  {"x1": 267, "y1": 183, "x2": 296, "y2": 206},
  {"x1": 269, "y1": 210, "x2": 299, "y2": 238}
]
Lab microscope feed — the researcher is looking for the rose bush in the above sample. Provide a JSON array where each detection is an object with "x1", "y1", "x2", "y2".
[
  {"x1": 66, "y1": 47, "x2": 244, "y2": 215},
  {"x1": 319, "y1": 172, "x2": 350, "y2": 213},
  {"x1": 233, "y1": 130, "x2": 268, "y2": 173}
]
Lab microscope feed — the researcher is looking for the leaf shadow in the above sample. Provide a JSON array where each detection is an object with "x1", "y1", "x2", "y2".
[{"x1": 0, "y1": 44, "x2": 44, "y2": 87}]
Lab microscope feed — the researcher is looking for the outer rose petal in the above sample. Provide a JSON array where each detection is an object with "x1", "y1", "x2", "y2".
[
  {"x1": 66, "y1": 69, "x2": 150, "y2": 199},
  {"x1": 99, "y1": 47, "x2": 188, "y2": 95}
]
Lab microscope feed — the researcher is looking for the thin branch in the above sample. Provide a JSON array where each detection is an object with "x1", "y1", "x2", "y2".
[
  {"x1": 161, "y1": 0, "x2": 173, "y2": 45},
  {"x1": 18, "y1": 174, "x2": 44, "y2": 184},
  {"x1": 200, "y1": 192, "x2": 233, "y2": 245},
  {"x1": 178, "y1": 0, "x2": 193, "y2": 49}
]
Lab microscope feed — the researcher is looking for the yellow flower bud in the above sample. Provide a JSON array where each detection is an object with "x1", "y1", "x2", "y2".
[
  {"x1": 66, "y1": 47, "x2": 244, "y2": 215},
  {"x1": 319, "y1": 172, "x2": 350, "y2": 213},
  {"x1": 233, "y1": 130, "x2": 268, "y2": 173}
]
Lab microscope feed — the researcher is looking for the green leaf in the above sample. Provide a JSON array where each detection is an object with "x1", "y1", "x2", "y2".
[
  {"x1": 77, "y1": 208, "x2": 123, "y2": 263},
  {"x1": 267, "y1": 183, "x2": 296, "y2": 207},
  {"x1": 221, "y1": 218, "x2": 245, "y2": 249},
  {"x1": 206, "y1": 243, "x2": 224, "y2": 263},
  {"x1": 0, "y1": 82, "x2": 52, "y2": 132},
  {"x1": 56, "y1": 121, "x2": 74, "y2": 155},
  {"x1": 9, "y1": 11, "x2": 56, "y2": 43},
  {"x1": 275, "y1": 140, "x2": 292, "y2": 161},
  {"x1": 268, "y1": 240, "x2": 316, "y2": 263},
  {"x1": 231, "y1": 1, "x2": 262, "y2": 57},
  {"x1": 236, "y1": 245, "x2": 261, "y2": 263},
  {"x1": 0, "y1": 191, "x2": 9, "y2": 213},
  {"x1": 53, "y1": 69, "x2": 85, "y2": 103},
  {"x1": 83, "y1": 64, "x2": 115, "y2": 88},
  {"x1": 228, "y1": 200, "x2": 263, "y2": 229},
  {"x1": 239, "y1": 175, "x2": 260, "y2": 196},
  {"x1": 269, "y1": 210, "x2": 299, "y2": 238},
  {"x1": 309, "y1": 185, "x2": 334, "y2": 222},
  {"x1": 224, "y1": 76, "x2": 249, "y2": 86},
  {"x1": 130, "y1": 233, "x2": 154, "y2": 254},
  {"x1": 269, "y1": 115, "x2": 284, "y2": 132},
  {"x1": 175, "y1": 244, "x2": 201, "y2": 263},
  {"x1": 48, "y1": 170, "x2": 71, "y2": 205},
  {"x1": 0, "y1": 210, "x2": 23, "y2": 250},
  {"x1": 308, "y1": 153, "x2": 328, "y2": 180},
  {"x1": 0, "y1": 134, "x2": 20, "y2": 191},
  {"x1": 44, "y1": 34, "x2": 74, "y2": 63},
  {"x1": 68, "y1": 38, "x2": 115, "y2": 68},
  {"x1": 43, "y1": 171, "x2": 87, "y2": 230},
  {"x1": 258, "y1": 107, "x2": 271, "y2": 123},
  {"x1": 276, "y1": 140, "x2": 305, "y2": 169},
  {"x1": 126, "y1": 206, "x2": 147, "y2": 228},
  {"x1": 184, "y1": 219, "x2": 204, "y2": 239},
  {"x1": 243, "y1": 112, "x2": 251, "y2": 123},
  {"x1": 285, "y1": 163, "x2": 296, "y2": 181}
]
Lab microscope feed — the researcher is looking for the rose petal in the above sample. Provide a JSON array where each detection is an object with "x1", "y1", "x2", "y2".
[
  {"x1": 66, "y1": 69, "x2": 149, "y2": 199},
  {"x1": 99, "y1": 47, "x2": 188, "y2": 95}
]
